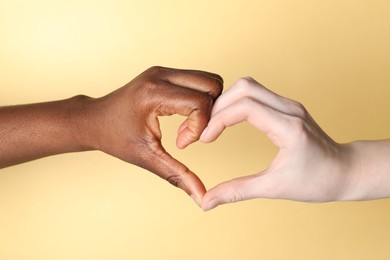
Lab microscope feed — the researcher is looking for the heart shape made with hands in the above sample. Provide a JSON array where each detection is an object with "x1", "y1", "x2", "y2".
[{"x1": 143, "y1": 74, "x2": 335, "y2": 210}]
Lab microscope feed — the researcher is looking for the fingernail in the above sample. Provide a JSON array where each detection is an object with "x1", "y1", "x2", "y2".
[{"x1": 200, "y1": 127, "x2": 209, "y2": 142}]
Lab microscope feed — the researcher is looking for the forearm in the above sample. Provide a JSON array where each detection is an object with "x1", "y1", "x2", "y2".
[
  {"x1": 0, "y1": 95, "x2": 93, "y2": 168},
  {"x1": 342, "y1": 139, "x2": 390, "y2": 200}
]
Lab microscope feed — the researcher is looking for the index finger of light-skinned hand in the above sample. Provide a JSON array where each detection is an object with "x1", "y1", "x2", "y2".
[
  {"x1": 162, "y1": 67, "x2": 223, "y2": 99},
  {"x1": 143, "y1": 146, "x2": 207, "y2": 206},
  {"x1": 210, "y1": 77, "x2": 299, "y2": 118},
  {"x1": 201, "y1": 174, "x2": 267, "y2": 211},
  {"x1": 200, "y1": 97, "x2": 289, "y2": 146}
]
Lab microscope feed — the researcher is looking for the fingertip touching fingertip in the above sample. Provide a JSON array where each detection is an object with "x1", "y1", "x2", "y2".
[
  {"x1": 201, "y1": 198, "x2": 220, "y2": 211},
  {"x1": 189, "y1": 186, "x2": 207, "y2": 207},
  {"x1": 199, "y1": 127, "x2": 209, "y2": 142},
  {"x1": 168, "y1": 177, "x2": 202, "y2": 206},
  {"x1": 201, "y1": 188, "x2": 226, "y2": 211},
  {"x1": 190, "y1": 193, "x2": 203, "y2": 207}
]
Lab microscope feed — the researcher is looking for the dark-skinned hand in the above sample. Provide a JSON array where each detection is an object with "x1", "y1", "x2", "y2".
[{"x1": 0, "y1": 66, "x2": 223, "y2": 205}]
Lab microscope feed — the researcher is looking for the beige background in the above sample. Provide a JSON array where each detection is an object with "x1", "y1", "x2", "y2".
[{"x1": 1, "y1": 0, "x2": 390, "y2": 259}]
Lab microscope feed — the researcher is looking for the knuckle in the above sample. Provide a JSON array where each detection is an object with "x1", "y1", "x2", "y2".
[
  {"x1": 146, "y1": 66, "x2": 165, "y2": 74},
  {"x1": 143, "y1": 79, "x2": 158, "y2": 91},
  {"x1": 198, "y1": 73, "x2": 223, "y2": 99},
  {"x1": 211, "y1": 73, "x2": 224, "y2": 84},
  {"x1": 143, "y1": 67, "x2": 166, "y2": 86},
  {"x1": 194, "y1": 92, "x2": 214, "y2": 110},
  {"x1": 166, "y1": 166, "x2": 189, "y2": 189},
  {"x1": 209, "y1": 76, "x2": 224, "y2": 97},
  {"x1": 236, "y1": 77, "x2": 252, "y2": 89},
  {"x1": 234, "y1": 77, "x2": 260, "y2": 97},
  {"x1": 226, "y1": 184, "x2": 243, "y2": 203},
  {"x1": 288, "y1": 100, "x2": 308, "y2": 118},
  {"x1": 167, "y1": 175, "x2": 182, "y2": 188}
]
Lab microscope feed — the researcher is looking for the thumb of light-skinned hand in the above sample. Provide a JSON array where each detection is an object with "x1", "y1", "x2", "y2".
[{"x1": 201, "y1": 173, "x2": 274, "y2": 211}]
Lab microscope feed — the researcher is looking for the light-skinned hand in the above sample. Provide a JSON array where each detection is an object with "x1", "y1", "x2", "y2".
[{"x1": 200, "y1": 77, "x2": 390, "y2": 210}]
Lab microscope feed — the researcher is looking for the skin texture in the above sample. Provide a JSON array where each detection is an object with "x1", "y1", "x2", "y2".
[
  {"x1": 200, "y1": 77, "x2": 390, "y2": 211},
  {"x1": 0, "y1": 66, "x2": 223, "y2": 205}
]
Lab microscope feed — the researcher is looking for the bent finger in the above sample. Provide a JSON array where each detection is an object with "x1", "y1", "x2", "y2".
[
  {"x1": 200, "y1": 97, "x2": 289, "y2": 147},
  {"x1": 211, "y1": 77, "x2": 304, "y2": 118},
  {"x1": 150, "y1": 66, "x2": 223, "y2": 99}
]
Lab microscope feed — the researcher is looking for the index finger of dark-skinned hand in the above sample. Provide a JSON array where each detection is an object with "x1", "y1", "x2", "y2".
[{"x1": 148, "y1": 66, "x2": 223, "y2": 99}]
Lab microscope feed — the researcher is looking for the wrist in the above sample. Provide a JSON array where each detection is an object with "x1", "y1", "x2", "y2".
[
  {"x1": 332, "y1": 142, "x2": 362, "y2": 201},
  {"x1": 65, "y1": 95, "x2": 98, "y2": 152},
  {"x1": 337, "y1": 140, "x2": 390, "y2": 201}
]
